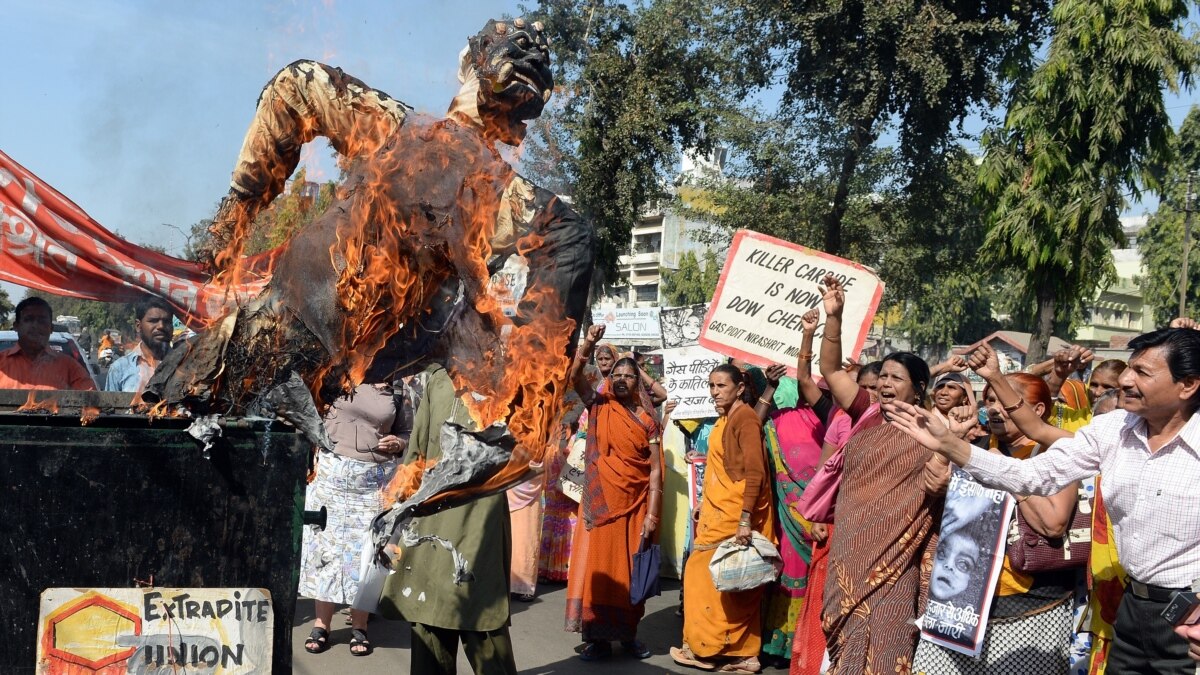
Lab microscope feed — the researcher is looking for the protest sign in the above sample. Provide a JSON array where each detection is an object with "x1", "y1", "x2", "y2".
[
  {"x1": 919, "y1": 469, "x2": 1014, "y2": 658},
  {"x1": 37, "y1": 587, "x2": 273, "y2": 673},
  {"x1": 659, "y1": 345, "x2": 723, "y2": 419},
  {"x1": 660, "y1": 304, "x2": 709, "y2": 348},
  {"x1": 699, "y1": 230, "x2": 883, "y2": 376},
  {"x1": 591, "y1": 307, "x2": 662, "y2": 342}
]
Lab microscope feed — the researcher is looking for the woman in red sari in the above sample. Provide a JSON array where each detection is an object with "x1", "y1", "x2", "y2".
[{"x1": 564, "y1": 324, "x2": 663, "y2": 661}]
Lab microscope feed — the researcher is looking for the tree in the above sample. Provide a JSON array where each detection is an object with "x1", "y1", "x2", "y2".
[
  {"x1": 883, "y1": 149, "x2": 1002, "y2": 356},
  {"x1": 525, "y1": 0, "x2": 771, "y2": 283},
  {"x1": 660, "y1": 250, "x2": 717, "y2": 305},
  {"x1": 0, "y1": 287, "x2": 12, "y2": 326},
  {"x1": 979, "y1": 0, "x2": 1200, "y2": 361},
  {"x1": 1141, "y1": 105, "x2": 1200, "y2": 326},
  {"x1": 742, "y1": 0, "x2": 1050, "y2": 255}
]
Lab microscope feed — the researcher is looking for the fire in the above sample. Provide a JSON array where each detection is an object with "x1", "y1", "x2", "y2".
[
  {"x1": 16, "y1": 391, "x2": 58, "y2": 414},
  {"x1": 80, "y1": 406, "x2": 100, "y2": 426},
  {"x1": 206, "y1": 85, "x2": 580, "y2": 509},
  {"x1": 382, "y1": 458, "x2": 430, "y2": 507}
]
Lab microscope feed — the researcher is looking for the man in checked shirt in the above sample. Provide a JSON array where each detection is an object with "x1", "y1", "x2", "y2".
[{"x1": 885, "y1": 325, "x2": 1200, "y2": 674}]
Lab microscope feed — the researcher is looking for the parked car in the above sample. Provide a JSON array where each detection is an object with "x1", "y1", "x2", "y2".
[{"x1": 0, "y1": 330, "x2": 102, "y2": 389}]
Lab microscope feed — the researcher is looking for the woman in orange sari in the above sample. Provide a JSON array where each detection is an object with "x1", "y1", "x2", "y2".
[
  {"x1": 564, "y1": 324, "x2": 663, "y2": 661},
  {"x1": 671, "y1": 363, "x2": 776, "y2": 674}
]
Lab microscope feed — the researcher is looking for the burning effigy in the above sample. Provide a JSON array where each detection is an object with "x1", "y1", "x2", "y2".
[{"x1": 0, "y1": 19, "x2": 593, "y2": 548}]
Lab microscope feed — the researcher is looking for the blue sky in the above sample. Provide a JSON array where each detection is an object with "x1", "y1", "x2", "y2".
[
  {"x1": 3, "y1": 0, "x2": 525, "y2": 257},
  {"x1": 3, "y1": 1, "x2": 1198, "y2": 273}
]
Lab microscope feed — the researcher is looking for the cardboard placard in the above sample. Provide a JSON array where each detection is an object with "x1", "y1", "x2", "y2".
[
  {"x1": 918, "y1": 470, "x2": 1014, "y2": 657},
  {"x1": 699, "y1": 230, "x2": 883, "y2": 376},
  {"x1": 37, "y1": 587, "x2": 272, "y2": 673},
  {"x1": 659, "y1": 345, "x2": 724, "y2": 419}
]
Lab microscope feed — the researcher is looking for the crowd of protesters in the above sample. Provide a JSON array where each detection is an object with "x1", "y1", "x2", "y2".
[{"x1": 3, "y1": 290, "x2": 1198, "y2": 675}]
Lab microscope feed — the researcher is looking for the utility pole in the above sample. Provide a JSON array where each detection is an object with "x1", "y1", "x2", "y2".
[{"x1": 1180, "y1": 171, "x2": 1196, "y2": 317}]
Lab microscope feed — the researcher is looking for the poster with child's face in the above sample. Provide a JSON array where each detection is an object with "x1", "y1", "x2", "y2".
[{"x1": 919, "y1": 468, "x2": 1015, "y2": 658}]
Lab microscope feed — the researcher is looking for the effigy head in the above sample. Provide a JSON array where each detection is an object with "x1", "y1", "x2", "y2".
[{"x1": 459, "y1": 18, "x2": 553, "y2": 143}]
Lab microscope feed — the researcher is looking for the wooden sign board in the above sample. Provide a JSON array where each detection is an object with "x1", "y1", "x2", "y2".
[
  {"x1": 700, "y1": 230, "x2": 883, "y2": 376},
  {"x1": 37, "y1": 587, "x2": 273, "y2": 674}
]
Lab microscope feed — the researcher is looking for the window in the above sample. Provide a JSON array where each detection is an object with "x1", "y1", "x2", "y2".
[
  {"x1": 635, "y1": 284, "x2": 659, "y2": 303},
  {"x1": 633, "y1": 233, "x2": 662, "y2": 255}
]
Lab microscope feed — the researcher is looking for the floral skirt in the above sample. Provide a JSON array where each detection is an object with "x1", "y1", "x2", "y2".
[{"x1": 298, "y1": 451, "x2": 397, "y2": 605}]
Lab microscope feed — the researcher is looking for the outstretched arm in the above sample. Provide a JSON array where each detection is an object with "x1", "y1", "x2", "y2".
[
  {"x1": 817, "y1": 275, "x2": 859, "y2": 412},
  {"x1": 969, "y1": 343, "x2": 1070, "y2": 446},
  {"x1": 796, "y1": 308, "x2": 825, "y2": 407},
  {"x1": 571, "y1": 324, "x2": 605, "y2": 403},
  {"x1": 205, "y1": 60, "x2": 410, "y2": 272}
]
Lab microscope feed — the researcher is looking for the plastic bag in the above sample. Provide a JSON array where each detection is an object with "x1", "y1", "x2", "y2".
[{"x1": 708, "y1": 532, "x2": 782, "y2": 592}]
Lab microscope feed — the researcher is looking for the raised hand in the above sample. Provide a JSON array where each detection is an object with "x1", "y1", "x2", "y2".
[
  {"x1": 820, "y1": 274, "x2": 846, "y2": 318},
  {"x1": 946, "y1": 404, "x2": 978, "y2": 439},
  {"x1": 883, "y1": 400, "x2": 952, "y2": 452},
  {"x1": 764, "y1": 364, "x2": 788, "y2": 387},
  {"x1": 969, "y1": 342, "x2": 1002, "y2": 381},
  {"x1": 1171, "y1": 316, "x2": 1199, "y2": 330},
  {"x1": 585, "y1": 323, "x2": 606, "y2": 344},
  {"x1": 800, "y1": 308, "x2": 820, "y2": 334},
  {"x1": 1052, "y1": 347, "x2": 1076, "y2": 379}
]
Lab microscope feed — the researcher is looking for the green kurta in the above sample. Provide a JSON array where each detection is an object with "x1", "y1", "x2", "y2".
[{"x1": 378, "y1": 365, "x2": 512, "y2": 631}]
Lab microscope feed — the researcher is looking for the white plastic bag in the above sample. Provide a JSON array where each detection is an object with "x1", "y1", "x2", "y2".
[{"x1": 708, "y1": 532, "x2": 782, "y2": 591}]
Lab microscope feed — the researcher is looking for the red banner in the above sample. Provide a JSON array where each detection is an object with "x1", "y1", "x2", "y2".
[{"x1": 0, "y1": 149, "x2": 270, "y2": 327}]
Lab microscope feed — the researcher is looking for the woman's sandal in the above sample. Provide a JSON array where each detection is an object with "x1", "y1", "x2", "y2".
[
  {"x1": 578, "y1": 641, "x2": 613, "y2": 661},
  {"x1": 717, "y1": 656, "x2": 761, "y2": 674},
  {"x1": 621, "y1": 639, "x2": 652, "y2": 659},
  {"x1": 349, "y1": 628, "x2": 372, "y2": 656},
  {"x1": 670, "y1": 645, "x2": 716, "y2": 671},
  {"x1": 303, "y1": 627, "x2": 330, "y2": 654}
]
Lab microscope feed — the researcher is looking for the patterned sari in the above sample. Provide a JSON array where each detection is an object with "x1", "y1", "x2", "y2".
[
  {"x1": 822, "y1": 389, "x2": 942, "y2": 675},
  {"x1": 762, "y1": 406, "x2": 827, "y2": 658}
]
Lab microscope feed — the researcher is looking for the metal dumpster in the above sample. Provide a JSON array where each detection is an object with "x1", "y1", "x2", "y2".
[{"x1": 0, "y1": 390, "x2": 308, "y2": 674}]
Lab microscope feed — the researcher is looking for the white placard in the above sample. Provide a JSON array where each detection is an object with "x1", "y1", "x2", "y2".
[
  {"x1": 660, "y1": 345, "x2": 724, "y2": 419},
  {"x1": 37, "y1": 587, "x2": 273, "y2": 673},
  {"x1": 591, "y1": 307, "x2": 662, "y2": 341},
  {"x1": 700, "y1": 230, "x2": 883, "y2": 376}
]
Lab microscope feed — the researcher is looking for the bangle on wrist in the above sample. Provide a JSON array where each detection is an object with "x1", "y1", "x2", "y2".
[
  {"x1": 1002, "y1": 400, "x2": 1024, "y2": 414},
  {"x1": 798, "y1": 352, "x2": 813, "y2": 361},
  {"x1": 823, "y1": 334, "x2": 840, "y2": 343},
  {"x1": 757, "y1": 396, "x2": 772, "y2": 405}
]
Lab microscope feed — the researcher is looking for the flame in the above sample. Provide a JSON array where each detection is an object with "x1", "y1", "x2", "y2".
[
  {"x1": 210, "y1": 104, "x2": 580, "y2": 507},
  {"x1": 382, "y1": 458, "x2": 431, "y2": 507},
  {"x1": 80, "y1": 406, "x2": 100, "y2": 426},
  {"x1": 16, "y1": 391, "x2": 59, "y2": 414}
]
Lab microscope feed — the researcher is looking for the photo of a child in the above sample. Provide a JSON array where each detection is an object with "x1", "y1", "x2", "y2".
[{"x1": 920, "y1": 468, "x2": 1013, "y2": 657}]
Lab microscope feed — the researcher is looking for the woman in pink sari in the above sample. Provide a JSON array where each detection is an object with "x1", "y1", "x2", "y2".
[{"x1": 752, "y1": 309, "x2": 836, "y2": 666}]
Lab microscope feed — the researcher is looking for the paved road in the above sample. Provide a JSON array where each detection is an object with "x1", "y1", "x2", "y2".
[{"x1": 292, "y1": 579, "x2": 790, "y2": 674}]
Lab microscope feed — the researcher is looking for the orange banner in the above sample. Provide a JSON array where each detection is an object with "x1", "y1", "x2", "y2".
[{"x1": 0, "y1": 149, "x2": 270, "y2": 327}]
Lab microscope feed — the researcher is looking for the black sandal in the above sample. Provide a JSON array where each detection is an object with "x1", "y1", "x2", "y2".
[
  {"x1": 304, "y1": 627, "x2": 330, "y2": 654},
  {"x1": 349, "y1": 628, "x2": 373, "y2": 656},
  {"x1": 622, "y1": 639, "x2": 652, "y2": 659},
  {"x1": 578, "y1": 641, "x2": 612, "y2": 661}
]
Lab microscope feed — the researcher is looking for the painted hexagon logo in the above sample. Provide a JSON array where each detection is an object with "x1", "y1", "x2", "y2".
[{"x1": 44, "y1": 592, "x2": 142, "y2": 670}]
